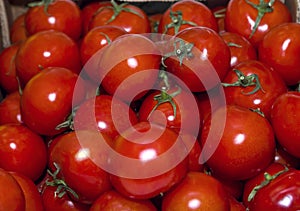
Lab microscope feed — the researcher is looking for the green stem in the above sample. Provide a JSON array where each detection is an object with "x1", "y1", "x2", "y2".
[{"x1": 164, "y1": 10, "x2": 197, "y2": 35}]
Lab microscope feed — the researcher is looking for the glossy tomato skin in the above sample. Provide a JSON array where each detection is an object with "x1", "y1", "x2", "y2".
[
  {"x1": 20, "y1": 67, "x2": 82, "y2": 136},
  {"x1": 0, "y1": 91, "x2": 22, "y2": 125},
  {"x1": 158, "y1": 0, "x2": 218, "y2": 35},
  {"x1": 258, "y1": 23, "x2": 300, "y2": 86},
  {"x1": 162, "y1": 172, "x2": 230, "y2": 211},
  {"x1": 0, "y1": 168, "x2": 25, "y2": 211},
  {"x1": 0, "y1": 124, "x2": 47, "y2": 181},
  {"x1": 90, "y1": 190, "x2": 157, "y2": 211},
  {"x1": 73, "y1": 94, "x2": 139, "y2": 140},
  {"x1": 10, "y1": 13, "x2": 28, "y2": 44},
  {"x1": 225, "y1": 0, "x2": 292, "y2": 48},
  {"x1": 222, "y1": 60, "x2": 287, "y2": 119},
  {"x1": 110, "y1": 122, "x2": 189, "y2": 200},
  {"x1": 15, "y1": 30, "x2": 81, "y2": 86},
  {"x1": 25, "y1": 0, "x2": 82, "y2": 40},
  {"x1": 48, "y1": 130, "x2": 112, "y2": 204},
  {"x1": 220, "y1": 31, "x2": 257, "y2": 67},
  {"x1": 89, "y1": 2, "x2": 150, "y2": 34},
  {"x1": 270, "y1": 91, "x2": 300, "y2": 158},
  {"x1": 200, "y1": 105, "x2": 276, "y2": 181},
  {"x1": 164, "y1": 26, "x2": 231, "y2": 92}
]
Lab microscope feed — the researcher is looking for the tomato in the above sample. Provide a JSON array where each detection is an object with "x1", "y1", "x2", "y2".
[
  {"x1": 270, "y1": 90, "x2": 300, "y2": 158},
  {"x1": 9, "y1": 13, "x2": 28, "y2": 44},
  {"x1": 0, "y1": 91, "x2": 22, "y2": 125},
  {"x1": 224, "y1": 0, "x2": 292, "y2": 48},
  {"x1": 211, "y1": 6, "x2": 226, "y2": 33},
  {"x1": 15, "y1": 30, "x2": 82, "y2": 86},
  {"x1": 148, "y1": 13, "x2": 163, "y2": 33},
  {"x1": 25, "y1": 0, "x2": 82, "y2": 40},
  {"x1": 258, "y1": 22, "x2": 300, "y2": 86},
  {"x1": 0, "y1": 168, "x2": 25, "y2": 211},
  {"x1": 90, "y1": 190, "x2": 157, "y2": 211},
  {"x1": 73, "y1": 94, "x2": 139, "y2": 140},
  {"x1": 220, "y1": 31, "x2": 257, "y2": 67},
  {"x1": 158, "y1": 0, "x2": 218, "y2": 35},
  {"x1": 0, "y1": 43, "x2": 20, "y2": 93},
  {"x1": 80, "y1": 25, "x2": 127, "y2": 65},
  {"x1": 274, "y1": 144, "x2": 300, "y2": 169},
  {"x1": 10, "y1": 171, "x2": 44, "y2": 211},
  {"x1": 163, "y1": 26, "x2": 231, "y2": 92},
  {"x1": 0, "y1": 124, "x2": 47, "y2": 181},
  {"x1": 20, "y1": 67, "x2": 83, "y2": 136},
  {"x1": 48, "y1": 130, "x2": 112, "y2": 204},
  {"x1": 110, "y1": 122, "x2": 189, "y2": 199},
  {"x1": 161, "y1": 172, "x2": 230, "y2": 211},
  {"x1": 200, "y1": 105, "x2": 276, "y2": 181},
  {"x1": 98, "y1": 33, "x2": 161, "y2": 102},
  {"x1": 222, "y1": 60, "x2": 287, "y2": 119},
  {"x1": 228, "y1": 195, "x2": 246, "y2": 211},
  {"x1": 89, "y1": 1, "x2": 151, "y2": 34}
]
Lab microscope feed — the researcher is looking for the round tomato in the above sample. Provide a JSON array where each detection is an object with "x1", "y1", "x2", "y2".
[
  {"x1": 0, "y1": 124, "x2": 47, "y2": 181},
  {"x1": 200, "y1": 105, "x2": 276, "y2": 181},
  {"x1": 0, "y1": 91, "x2": 22, "y2": 125},
  {"x1": 258, "y1": 22, "x2": 300, "y2": 86},
  {"x1": 9, "y1": 13, "x2": 28, "y2": 44},
  {"x1": 224, "y1": 0, "x2": 292, "y2": 48},
  {"x1": 25, "y1": 0, "x2": 82, "y2": 40}
]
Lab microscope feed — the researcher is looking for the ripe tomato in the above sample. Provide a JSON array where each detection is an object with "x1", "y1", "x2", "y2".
[
  {"x1": 20, "y1": 67, "x2": 82, "y2": 136},
  {"x1": 9, "y1": 13, "x2": 28, "y2": 44},
  {"x1": 0, "y1": 124, "x2": 47, "y2": 181},
  {"x1": 258, "y1": 22, "x2": 300, "y2": 86},
  {"x1": 200, "y1": 105, "x2": 276, "y2": 181},
  {"x1": 10, "y1": 171, "x2": 44, "y2": 211},
  {"x1": 15, "y1": 30, "x2": 82, "y2": 86},
  {"x1": 0, "y1": 91, "x2": 22, "y2": 125},
  {"x1": 48, "y1": 130, "x2": 112, "y2": 204},
  {"x1": 222, "y1": 60, "x2": 287, "y2": 119},
  {"x1": 0, "y1": 42, "x2": 20, "y2": 93},
  {"x1": 110, "y1": 122, "x2": 189, "y2": 199},
  {"x1": 90, "y1": 190, "x2": 157, "y2": 211},
  {"x1": 224, "y1": 0, "x2": 292, "y2": 48},
  {"x1": 158, "y1": 0, "x2": 218, "y2": 35},
  {"x1": 0, "y1": 168, "x2": 25, "y2": 211},
  {"x1": 25, "y1": 0, "x2": 82, "y2": 40},
  {"x1": 163, "y1": 26, "x2": 230, "y2": 92},
  {"x1": 161, "y1": 172, "x2": 230, "y2": 211},
  {"x1": 270, "y1": 90, "x2": 300, "y2": 158},
  {"x1": 274, "y1": 144, "x2": 300, "y2": 169},
  {"x1": 220, "y1": 31, "x2": 257, "y2": 67},
  {"x1": 89, "y1": 1, "x2": 151, "y2": 34}
]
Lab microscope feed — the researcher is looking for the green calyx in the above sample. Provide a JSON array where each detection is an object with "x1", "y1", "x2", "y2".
[
  {"x1": 222, "y1": 69, "x2": 265, "y2": 95},
  {"x1": 55, "y1": 106, "x2": 78, "y2": 131},
  {"x1": 27, "y1": 0, "x2": 53, "y2": 15},
  {"x1": 245, "y1": 0, "x2": 275, "y2": 38},
  {"x1": 164, "y1": 10, "x2": 197, "y2": 35}
]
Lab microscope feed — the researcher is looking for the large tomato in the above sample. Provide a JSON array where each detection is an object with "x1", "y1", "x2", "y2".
[
  {"x1": 25, "y1": 0, "x2": 82, "y2": 40},
  {"x1": 224, "y1": 0, "x2": 292, "y2": 48}
]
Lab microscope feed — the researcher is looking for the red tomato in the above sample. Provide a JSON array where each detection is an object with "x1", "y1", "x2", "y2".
[
  {"x1": 15, "y1": 30, "x2": 81, "y2": 86},
  {"x1": 258, "y1": 22, "x2": 300, "y2": 86},
  {"x1": 222, "y1": 60, "x2": 287, "y2": 119},
  {"x1": 20, "y1": 67, "x2": 82, "y2": 136},
  {"x1": 148, "y1": 13, "x2": 163, "y2": 33},
  {"x1": 25, "y1": 0, "x2": 82, "y2": 40},
  {"x1": 0, "y1": 124, "x2": 47, "y2": 181},
  {"x1": 225, "y1": 0, "x2": 292, "y2": 48},
  {"x1": 200, "y1": 105, "x2": 276, "y2": 181},
  {"x1": 10, "y1": 171, "x2": 44, "y2": 211},
  {"x1": 270, "y1": 91, "x2": 300, "y2": 158},
  {"x1": 48, "y1": 130, "x2": 112, "y2": 204},
  {"x1": 73, "y1": 94, "x2": 139, "y2": 140},
  {"x1": 158, "y1": 0, "x2": 218, "y2": 35},
  {"x1": 0, "y1": 168, "x2": 25, "y2": 211},
  {"x1": 274, "y1": 144, "x2": 300, "y2": 169},
  {"x1": 9, "y1": 13, "x2": 28, "y2": 44},
  {"x1": 228, "y1": 195, "x2": 246, "y2": 211},
  {"x1": 80, "y1": 25, "x2": 127, "y2": 65},
  {"x1": 0, "y1": 91, "x2": 22, "y2": 125},
  {"x1": 161, "y1": 172, "x2": 230, "y2": 211},
  {"x1": 110, "y1": 122, "x2": 189, "y2": 199},
  {"x1": 220, "y1": 31, "x2": 257, "y2": 67},
  {"x1": 90, "y1": 190, "x2": 157, "y2": 211},
  {"x1": 0, "y1": 43, "x2": 20, "y2": 93},
  {"x1": 163, "y1": 26, "x2": 231, "y2": 92},
  {"x1": 89, "y1": 1, "x2": 151, "y2": 34},
  {"x1": 212, "y1": 6, "x2": 226, "y2": 33}
]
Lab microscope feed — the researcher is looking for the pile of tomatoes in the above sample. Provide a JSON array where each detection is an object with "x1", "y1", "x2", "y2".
[{"x1": 0, "y1": 0, "x2": 300, "y2": 210}]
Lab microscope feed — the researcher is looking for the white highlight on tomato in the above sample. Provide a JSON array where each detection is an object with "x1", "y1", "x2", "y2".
[
  {"x1": 127, "y1": 57, "x2": 138, "y2": 68},
  {"x1": 48, "y1": 16, "x2": 56, "y2": 24},
  {"x1": 97, "y1": 121, "x2": 107, "y2": 130},
  {"x1": 75, "y1": 148, "x2": 90, "y2": 162},
  {"x1": 188, "y1": 198, "x2": 201, "y2": 209},
  {"x1": 234, "y1": 133, "x2": 245, "y2": 145},
  {"x1": 139, "y1": 149, "x2": 157, "y2": 162},
  {"x1": 282, "y1": 38, "x2": 291, "y2": 51},
  {"x1": 278, "y1": 194, "x2": 293, "y2": 207},
  {"x1": 9, "y1": 142, "x2": 17, "y2": 150},
  {"x1": 48, "y1": 93, "x2": 56, "y2": 102},
  {"x1": 43, "y1": 51, "x2": 51, "y2": 58}
]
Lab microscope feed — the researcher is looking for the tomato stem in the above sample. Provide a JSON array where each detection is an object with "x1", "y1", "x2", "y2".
[
  {"x1": 27, "y1": 0, "x2": 53, "y2": 15},
  {"x1": 164, "y1": 10, "x2": 197, "y2": 35},
  {"x1": 249, "y1": 108, "x2": 265, "y2": 117},
  {"x1": 213, "y1": 8, "x2": 227, "y2": 19},
  {"x1": 55, "y1": 106, "x2": 78, "y2": 131},
  {"x1": 227, "y1": 42, "x2": 242, "y2": 48}
]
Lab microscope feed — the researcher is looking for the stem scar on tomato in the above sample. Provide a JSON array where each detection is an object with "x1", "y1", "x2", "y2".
[
  {"x1": 222, "y1": 69, "x2": 265, "y2": 95},
  {"x1": 245, "y1": 0, "x2": 275, "y2": 38}
]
